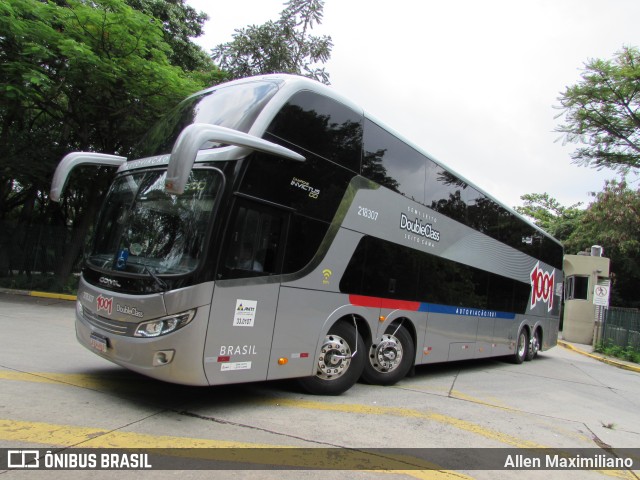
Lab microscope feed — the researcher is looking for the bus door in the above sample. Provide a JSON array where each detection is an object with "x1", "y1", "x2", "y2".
[{"x1": 203, "y1": 198, "x2": 288, "y2": 385}]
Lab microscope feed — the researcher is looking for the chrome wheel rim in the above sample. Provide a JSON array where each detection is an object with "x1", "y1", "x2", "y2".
[
  {"x1": 369, "y1": 333, "x2": 403, "y2": 373},
  {"x1": 316, "y1": 334, "x2": 351, "y2": 380},
  {"x1": 517, "y1": 332, "x2": 527, "y2": 358},
  {"x1": 531, "y1": 333, "x2": 539, "y2": 356}
]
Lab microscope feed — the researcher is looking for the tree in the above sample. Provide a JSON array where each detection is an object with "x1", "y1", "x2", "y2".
[
  {"x1": 517, "y1": 182, "x2": 640, "y2": 308},
  {"x1": 0, "y1": 0, "x2": 213, "y2": 289},
  {"x1": 515, "y1": 193, "x2": 584, "y2": 241},
  {"x1": 123, "y1": 0, "x2": 214, "y2": 73},
  {"x1": 556, "y1": 46, "x2": 640, "y2": 174},
  {"x1": 212, "y1": 0, "x2": 333, "y2": 84},
  {"x1": 566, "y1": 179, "x2": 640, "y2": 307}
]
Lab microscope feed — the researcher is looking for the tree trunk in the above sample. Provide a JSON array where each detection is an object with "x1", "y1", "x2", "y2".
[{"x1": 54, "y1": 186, "x2": 101, "y2": 289}]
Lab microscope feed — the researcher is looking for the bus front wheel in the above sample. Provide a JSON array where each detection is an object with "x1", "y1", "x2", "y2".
[
  {"x1": 361, "y1": 324, "x2": 414, "y2": 386},
  {"x1": 298, "y1": 321, "x2": 365, "y2": 395}
]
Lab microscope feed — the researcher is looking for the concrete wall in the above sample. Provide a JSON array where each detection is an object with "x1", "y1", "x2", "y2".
[{"x1": 562, "y1": 254, "x2": 610, "y2": 345}]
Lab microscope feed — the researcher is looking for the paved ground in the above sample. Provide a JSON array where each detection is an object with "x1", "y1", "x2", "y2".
[{"x1": 0, "y1": 291, "x2": 638, "y2": 480}]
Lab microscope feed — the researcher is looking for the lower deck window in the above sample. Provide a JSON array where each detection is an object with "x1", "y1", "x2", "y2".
[{"x1": 340, "y1": 236, "x2": 530, "y2": 314}]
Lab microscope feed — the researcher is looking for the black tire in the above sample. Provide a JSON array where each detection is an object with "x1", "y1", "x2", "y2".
[
  {"x1": 511, "y1": 328, "x2": 529, "y2": 364},
  {"x1": 298, "y1": 321, "x2": 365, "y2": 395},
  {"x1": 361, "y1": 324, "x2": 414, "y2": 386},
  {"x1": 526, "y1": 328, "x2": 540, "y2": 361}
]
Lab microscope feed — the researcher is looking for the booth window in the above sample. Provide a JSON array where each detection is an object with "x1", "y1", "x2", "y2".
[{"x1": 565, "y1": 275, "x2": 589, "y2": 300}]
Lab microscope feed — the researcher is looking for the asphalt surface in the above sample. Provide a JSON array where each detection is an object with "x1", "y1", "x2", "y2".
[{"x1": 0, "y1": 291, "x2": 639, "y2": 480}]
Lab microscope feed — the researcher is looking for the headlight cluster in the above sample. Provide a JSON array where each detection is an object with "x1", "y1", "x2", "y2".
[{"x1": 134, "y1": 309, "x2": 196, "y2": 338}]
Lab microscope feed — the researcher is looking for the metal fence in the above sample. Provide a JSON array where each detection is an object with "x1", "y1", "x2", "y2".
[
  {"x1": 602, "y1": 307, "x2": 640, "y2": 352},
  {"x1": 0, "y1": 221, "x2": 80, "y2": 293}
]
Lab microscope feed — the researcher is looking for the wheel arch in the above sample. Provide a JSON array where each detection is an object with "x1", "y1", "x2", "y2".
[
  {"x1": 316, "y1": 303, "x2": 373, "y2": 356},
  {"x1": 534, "y1": 323, "x2": 543, "y2": 343}
]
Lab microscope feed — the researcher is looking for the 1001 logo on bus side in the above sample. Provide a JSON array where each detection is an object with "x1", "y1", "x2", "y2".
[{"x1": 530, "y1": 262, "x2": 555, "y2": 312}]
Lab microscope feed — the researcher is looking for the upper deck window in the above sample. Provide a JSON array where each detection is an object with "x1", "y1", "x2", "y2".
[
  {"x1": 134, "y1": 80, "x2": 280, "y2": 158},
  {"x1": 363, "y1": 119, "x2": 426, "y2": 202},
  {"x1": 266, "y1": 90, "x2": 363, "y2": 172}
]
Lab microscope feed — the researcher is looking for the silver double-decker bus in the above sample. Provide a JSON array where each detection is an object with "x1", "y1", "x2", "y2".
[{"x1": 51, "y1": 74, "x2": 563, "y2": 395}]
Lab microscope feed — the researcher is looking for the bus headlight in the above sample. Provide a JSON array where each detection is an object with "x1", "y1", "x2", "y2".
[{"x1": 134, "y1": 309, "x2": 196, "y2": 338}]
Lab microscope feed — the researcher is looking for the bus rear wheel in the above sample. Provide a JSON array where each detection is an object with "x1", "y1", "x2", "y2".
[
  {"x1": 361, "y1": 324, "x2": 414, "y2": 386},
  {"x1": 298, "y1": 321, "x2": 365, "y2": 395},
  {"x1": 526, "y1": 329, "x2": 540, "y2": 361},
  {"x1": 511, "y1": 329, "x2": 529, "y2": 364}
]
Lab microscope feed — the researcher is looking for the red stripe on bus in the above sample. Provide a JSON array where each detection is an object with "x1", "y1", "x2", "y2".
[{"x1": 349, "y1": 294, "x2": 421, "y2": 311}]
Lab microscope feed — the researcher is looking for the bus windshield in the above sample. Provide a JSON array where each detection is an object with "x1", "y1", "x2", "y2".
[{"x1": 88, "y1": 169, "x2": 222, "y2": 276}]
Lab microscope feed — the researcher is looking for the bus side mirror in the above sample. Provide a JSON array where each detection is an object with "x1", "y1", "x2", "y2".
[
  {"x1": 165, "y1": 123, "x2": 305, "y2": 195},
  {"x1": 50, "y1": 152, "x2": 127, "y2": 202}
]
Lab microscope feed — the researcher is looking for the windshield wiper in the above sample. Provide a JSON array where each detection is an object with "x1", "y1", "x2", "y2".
[{"x1": 144, "y1": 265, "x2": 168, "y2": 291}]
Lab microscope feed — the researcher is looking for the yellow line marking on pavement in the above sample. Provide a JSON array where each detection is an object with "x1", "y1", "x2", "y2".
[
  {"x1": 30, "y1": 291, "x2": 77, "y2": 301},
  {"x1": 448, "y1": 390, "x2": 511, "y2": 411},
  {"x1": 2, "y1": 372, "x2": 634, "y2": 478},
  {"x1": 0, "y1": 289, "x2": 76, "y2": 302},
  {"x1": 0, "y1": 419, "x2": 469, "y2": 479},
  {"x1": 0, "y1": 418, "x2": 270, "y2": 449},
  {"x1": 259, "y1": 398, "x2": 635, "y2": 479},
  {"x1": 260, "y1": 397, "x2": 542, "y2": 449}
]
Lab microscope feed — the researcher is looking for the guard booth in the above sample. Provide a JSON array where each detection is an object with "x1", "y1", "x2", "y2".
[{"x1": 562, "y1": 246, "x2": 611, "y2": 345}]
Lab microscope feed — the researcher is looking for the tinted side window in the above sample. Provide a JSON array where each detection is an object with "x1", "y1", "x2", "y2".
[
  {"x1": 427, "y1": 166, "x2": 469, "y2": 224},
  {"x1": 540, "y1": 237, "x2": 564, "y2": 270},
  {"x1": 242, "y1": 92, "x2": 361, "y2": 223},
  {"x1": 240, "y1": 151, "x2": 355, "y2": 224},
  {"x1": 360, "y1": 116, "x2": 563, "y2": 269},
  {"x1": 340, "y1": 237, "x2": 419, "y2": 300},
  {"x1": 282, "y1": 214, "x2": 330, "y2": 274},
  {"x1": 219, "y1": 199, "x2": 288, "y2": 279},
  {"x1": 340, "y1": 236, "x2": 530, "y2": 314},
  {"x1": 266, "y1": 90, "x2": 363, "y2": 172},
  {"x1": 425, "y1": 160, "x2": 466, "y2": 220},
  {"x1": 363, "y1": 119, "x2": 426, "y2": 203}
]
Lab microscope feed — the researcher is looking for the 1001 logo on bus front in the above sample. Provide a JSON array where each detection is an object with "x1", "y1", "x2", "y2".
[{"x1": 530, "y1": 262, "x2": 555, "y2": 312}]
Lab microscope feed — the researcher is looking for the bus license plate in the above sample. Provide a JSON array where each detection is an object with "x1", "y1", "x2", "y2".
[{"x1": 89, "y1": 333, "x2": 108, "y2": 353}]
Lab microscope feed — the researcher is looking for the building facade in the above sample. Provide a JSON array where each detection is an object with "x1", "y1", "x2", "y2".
[{"x1": 562, "y1": 246, "x2": 610, "y2": 345}]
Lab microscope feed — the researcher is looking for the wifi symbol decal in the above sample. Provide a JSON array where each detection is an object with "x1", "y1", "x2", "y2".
[{"x1": 322, "y1": 269, "x2": 332, "y2": 285}]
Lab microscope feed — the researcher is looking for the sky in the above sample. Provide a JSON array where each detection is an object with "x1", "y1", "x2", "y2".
[{"x1": 186, "y1": 0, "x2": 640, "y2": 209}]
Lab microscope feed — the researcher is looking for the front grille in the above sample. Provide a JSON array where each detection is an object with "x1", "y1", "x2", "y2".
[{"x1": 83, "y1": 309, "x2": 137, "y2": 336}]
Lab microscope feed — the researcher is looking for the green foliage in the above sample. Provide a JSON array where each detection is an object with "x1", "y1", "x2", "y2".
[
  {"x1": 515, "y1": 193, "x2": 584, "y2": 240},
  {"x1": 556, "y1": 46, "x2": 640, "y2": 174},
  {"x1": 567, "y1": 179, "x2": 640, "y2": 257},
  {"x1": 124, "y1": 0, "x2": 212, "y2": 72},
  {"x1": 595, "y1": 340, "x2": 640, "y2": 364},
  {"x1": 519, "y1": 180, "x2": 640, "y2": 307},
  {"x1": 0, "y1": 0, "x2": 219, "y2": 289},
  {"x1": 1, "y1": 0, "x2": 206, "y2": 191},
  {"x1": 566, "y1": 179, "x2": 640, "y2": 307},
  {"x1": 212, "y1": 0, "x2": 333, "y2": 84}
]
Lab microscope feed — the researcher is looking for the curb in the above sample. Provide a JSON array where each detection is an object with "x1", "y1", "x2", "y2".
[
  {"x1": 0, "y1": 288, "x2": 76, "y2": 302},
  {"x1": 558, "y1": 340, "x2": 640, "y2": 373}
]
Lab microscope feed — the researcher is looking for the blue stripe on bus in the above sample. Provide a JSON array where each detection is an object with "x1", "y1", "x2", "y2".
[
  {"x1": 349, "y1": 294, "x2": 516, "y2": 319},
  {"x1": 421, "y1": 303, "x2": 516, "y2": 319}
]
